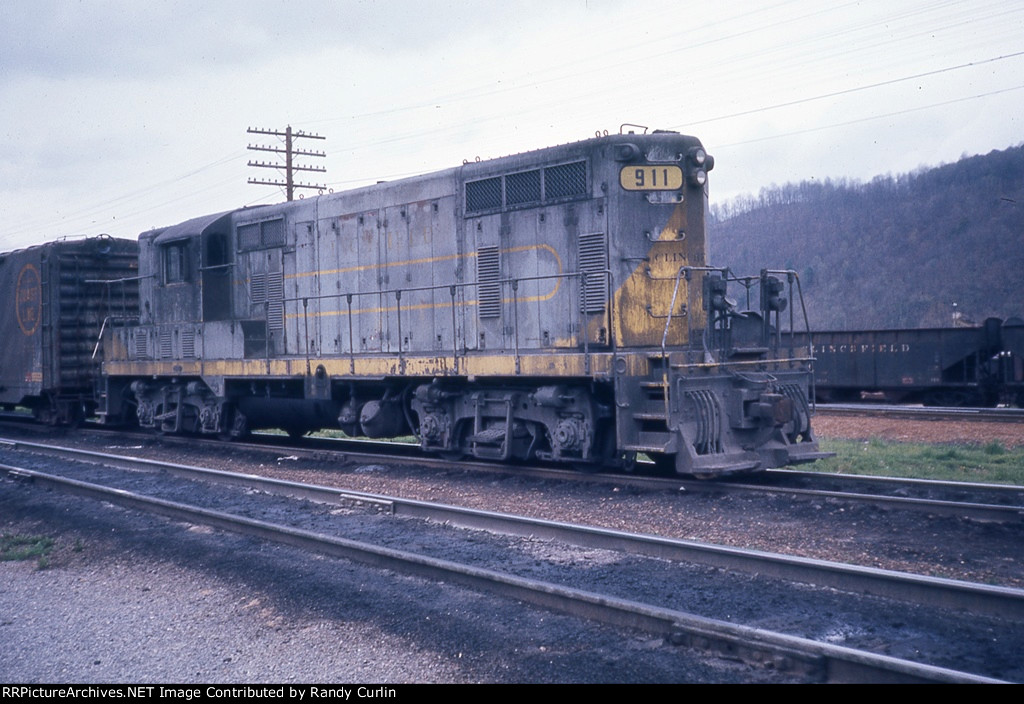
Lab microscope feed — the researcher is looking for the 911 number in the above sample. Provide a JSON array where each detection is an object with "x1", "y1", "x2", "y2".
[{"x1": 619, "y1": 165, "x2": 683, "y2": 191}]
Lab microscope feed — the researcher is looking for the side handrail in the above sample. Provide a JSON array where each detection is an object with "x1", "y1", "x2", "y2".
[{"x1": 282, "y1": 269, "x2": 614, "y2": 374}]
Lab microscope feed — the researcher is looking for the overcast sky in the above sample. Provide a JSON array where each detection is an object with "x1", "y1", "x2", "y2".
[{"x1": 1, "y1": 0, "x2": 1022, "y2": 250}]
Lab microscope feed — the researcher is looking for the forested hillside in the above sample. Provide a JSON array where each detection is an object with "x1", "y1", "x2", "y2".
[{"x1": 707, "y1": 144, "x2": 1024, "y2": 330}]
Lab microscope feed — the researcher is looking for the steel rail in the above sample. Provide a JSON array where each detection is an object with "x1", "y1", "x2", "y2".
[
  {"x1": 769, "y1": 467, "x2": 1024, "y2": 500},
  {"x1": 92, "y1": 423, "x2": 1024, "y2": 521},
  {"x1": 817, "y1": 404, "x2": 1024, "y2": 423},
  {"x1": 0, "y1": 462, "x2": 1005, "y2": 684},
  {"x1": 691, "y1": 478, "x2": 1024, "y2": 524},
  {"x1": 117, "y1": 430, "x2": 1024, "y2": 524},
  {"x1": 3, "y1": 437, "x2": 1023, "y2": 621},
  {"x1": 5, "y1": 424, "x2": 1023, "y2": 526}
]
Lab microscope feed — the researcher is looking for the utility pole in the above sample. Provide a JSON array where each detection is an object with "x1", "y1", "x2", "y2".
[{"x1": 247, "y1": 125, "x2": 327, "y2": 201}]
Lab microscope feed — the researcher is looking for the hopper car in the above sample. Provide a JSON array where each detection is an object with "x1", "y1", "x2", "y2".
[{"x1": 790, "y1": 318, "x2": 1024, "y2": 407}]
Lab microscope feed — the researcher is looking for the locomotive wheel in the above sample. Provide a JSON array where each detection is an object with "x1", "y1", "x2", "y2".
[
  {"x1": 217, "y1": 406, "x2": 250, "y2": 441},
  {"x1": 437, "y1": 420, "x2": 468, "y2": 461},
  {"x1": 150, "y1": 404, "x2": 167, "y2": 435}
]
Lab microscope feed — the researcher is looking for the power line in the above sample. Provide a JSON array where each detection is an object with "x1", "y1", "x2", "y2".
[
  {"x1": 247, "y1": 126, "x2": 327, "y2": 201},
  {"x1": 675, "y1": 51, "x2": 1024, "y2": 131},
  {"x1": 714, "y1": 83, "x2": 1024, "y2": 149}
]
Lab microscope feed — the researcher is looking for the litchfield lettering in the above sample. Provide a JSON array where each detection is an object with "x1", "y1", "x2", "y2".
[{"x1": 813, "y1": 343, "x2": 912, "y2": 354}]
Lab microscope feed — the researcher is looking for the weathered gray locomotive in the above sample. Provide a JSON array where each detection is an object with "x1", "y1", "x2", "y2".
[{"x1": 98, "y1": 130, "x2": 826, "y2": 476}]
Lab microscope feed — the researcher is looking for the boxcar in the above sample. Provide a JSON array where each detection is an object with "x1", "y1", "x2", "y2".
[{"x1": 0, "y1": 236, "x2": 138, "y2": 423}]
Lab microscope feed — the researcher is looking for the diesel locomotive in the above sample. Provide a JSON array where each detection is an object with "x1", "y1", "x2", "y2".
[{"x1": 27, "y1": 130, "x2": 826, "y2": 476}]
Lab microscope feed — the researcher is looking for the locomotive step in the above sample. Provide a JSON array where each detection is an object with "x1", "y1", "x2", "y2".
[
  {"x1": 467, "y1": 427, "x2": 507, "y2": 445},
  {"x1": 622, "y1": 431, "x2": 679, "y2": 454}
]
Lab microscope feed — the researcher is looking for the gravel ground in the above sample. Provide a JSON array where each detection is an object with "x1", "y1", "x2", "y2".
[
  {"x1": 1, "y1": 415, "x2": 1022, "y2": 683},
  {"x1": 121, "y1": 438, "x2": 1022, "y2": 590},
  {"x1": 813, "y1": 412, "x2": 1024, "y2": 447},
  {"x1": 0, "y1": 482, "x2": 804, "y2": 684}
]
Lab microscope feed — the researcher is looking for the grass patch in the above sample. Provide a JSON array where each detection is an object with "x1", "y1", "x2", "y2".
[
  {"x1": 806, "y1": 439, "x2": 1024, "y2": 484},
  {"x1": 0, "y1": 533, "x2": 55, "y2": 568}
]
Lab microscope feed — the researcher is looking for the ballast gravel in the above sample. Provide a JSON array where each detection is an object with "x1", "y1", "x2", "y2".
[
  {"x1": 1, "y1": 480, "x2": 805, "y2": 684},
  {"x1": 1, "y1": 417, "x2": 1022, "y2": 683}
]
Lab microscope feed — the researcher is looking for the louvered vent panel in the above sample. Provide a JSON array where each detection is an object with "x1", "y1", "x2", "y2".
[
  {"x1": 181, "y1": 328, "x2": 196, "y2": 358},
  {"x1": 267, "y1": 270, "x2": 285, "y2": 332},
  {"x1": 476, "y1": 246, "x2": 501, "y2": 320},
  {"x1": 578, "y1": 232, "x2": 609, "y2": 313},
  {"x1": 250, "y1": 272, "x2": 267, "y2": 304},
  {"x1": 133, "y1": 332, "x2": 149, "y2": 360},
  {"x1": 159, "y1": 328, "x2": 173, "y2": 359}
]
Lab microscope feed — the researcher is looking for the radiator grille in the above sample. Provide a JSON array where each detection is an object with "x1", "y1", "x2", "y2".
[
  {"x1": 544, "y1": 161, "x2": 587, "y2": 200},
  {"x1": 238, "y1": 223, "x2": 260, "y2": 251},
  {"x1": 466, "y1": 177, "x2": 502, "y2": 213},
  {"x1": 262, "y1": 218, "x2": 285, "y2": 247},
  {"x1": 465, "y1": 161, "x2": 587, "y2": 214},
  {"x1": 506, "y1": 169, "x2": 541, "y2": 206},
  {"x1": 238, "y1": 218, "x2": 285, "y2": 250}
]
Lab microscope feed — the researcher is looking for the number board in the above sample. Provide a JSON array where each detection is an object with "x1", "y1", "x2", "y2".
[{"x1": 619, "y1": 165, "x2": 683, "y2": 191}]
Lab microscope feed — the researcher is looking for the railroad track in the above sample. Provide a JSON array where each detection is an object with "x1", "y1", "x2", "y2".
[
  {"x1": 166, "y1": 432, "x2": 1024, "y2": 525},
  {"x1": 1, "y1": 437, "x2": 1019, "y2": 682},
  {"x1": 817, "y1": 403, "x2": 1024, "y2": 423},
  {"x1": 5, "y1": 420, "x2": 1022, "y2": 525}
]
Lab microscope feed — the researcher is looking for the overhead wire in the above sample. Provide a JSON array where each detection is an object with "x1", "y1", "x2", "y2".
[
  {"x1": 714, "y1": 84, "x2": 1024, "y2": 149},
  {"x1": 3, "y1": 0, "x2": 1022, "y2": 242}
]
